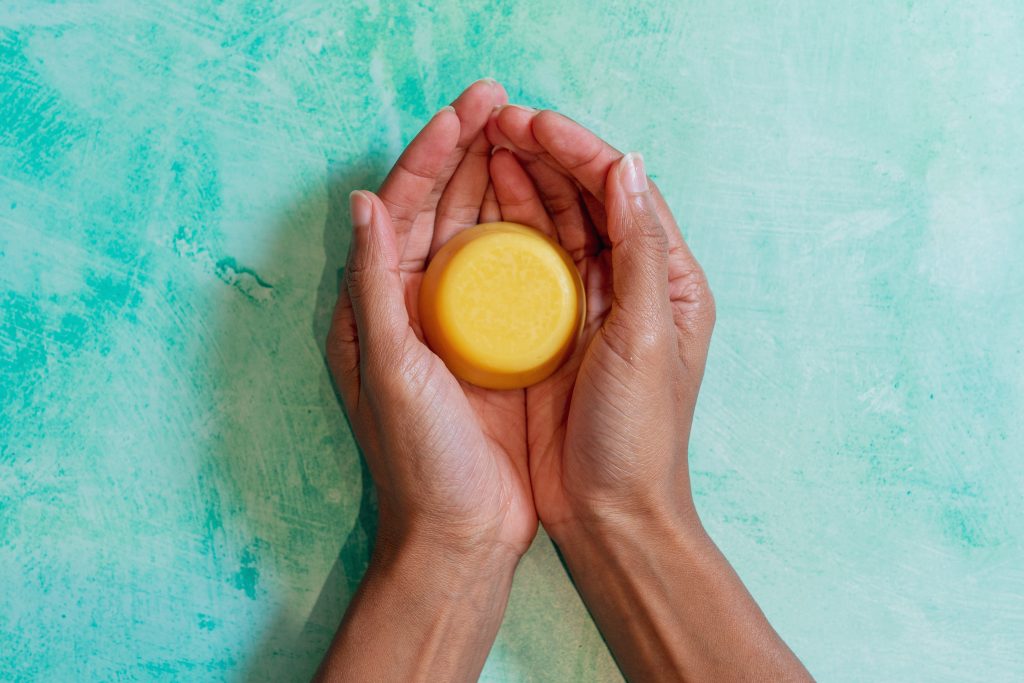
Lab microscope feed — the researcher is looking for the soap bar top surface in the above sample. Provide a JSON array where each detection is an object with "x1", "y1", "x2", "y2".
[{"x1": 419, "y1": 222, "x2": 585, "y2": 389}]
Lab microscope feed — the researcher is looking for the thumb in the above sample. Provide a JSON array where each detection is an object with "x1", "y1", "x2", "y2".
[
  {"x1": 345, "y1": 190, "x2": 410, "y2": 375},
  {"x1": 605, "y1": 152, "x2": 671, "y2": 323}
]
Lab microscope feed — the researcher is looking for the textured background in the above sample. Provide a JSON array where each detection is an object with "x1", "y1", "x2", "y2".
[{"x1": 2, "y1": 1, "x2": 1023, "y2": 681}]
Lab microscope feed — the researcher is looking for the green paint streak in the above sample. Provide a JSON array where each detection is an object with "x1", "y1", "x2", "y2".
[
  {"x1": 0, "y1": 31, "x2": 85, "y2": 179},
  {"x1": 214, "y1": 257, "x2": 274, "y2": 302},
  {"x1": 197, "y1": 614, "x2": 219, "y2": 631},
  {"x1": 232, "y1": 545, "x2": 261, "y2": 600}
]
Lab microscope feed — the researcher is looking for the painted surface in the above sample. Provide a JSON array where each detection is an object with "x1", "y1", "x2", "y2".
[{"x1": 1, "y1": 1, "x2": 1022, "y2": 680}]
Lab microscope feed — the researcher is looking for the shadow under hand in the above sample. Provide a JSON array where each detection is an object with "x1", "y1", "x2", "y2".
[
  {"x1": 230, "y1": 151, "x2": 612, "y2": 682},
  {"x1": 227, "y1": 154, "x2": 390, "y2": 683},
  {"x1": 287, "y1": 155, "x2": 392, "y2": 668},
  {"x1": 294, "y1": 153, "x2": 398, "y2": 659}
]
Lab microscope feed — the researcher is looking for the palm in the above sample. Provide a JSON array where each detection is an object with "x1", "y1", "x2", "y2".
[
  {"x1": 478, "y1": 143, "x2": 621, "y2": 531},
  {"x1": 401, "y1": 269, "x2": 526, "y2": 467},
  {"x1": 525, "y1": 251, "x2": 612, "y2": 528},
  {"x1": 403, "y1": 269, "x2": 533, "y2": 545}
]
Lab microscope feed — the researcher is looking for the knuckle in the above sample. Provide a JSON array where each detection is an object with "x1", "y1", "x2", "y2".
[
  {"x1": 673, "y1": 266, "x2": 713, "y2": 308},
  {"x1": 343, "y1": 261, "x2": 371, "y2": 292},
  {"x1": 543, "y1": 192, "x2": 580, "y2": 217},
  {"x1": 630, "y1": 216, "x2": 668, "y2": 258},
  {"x1": 344, "y1": 264, "x2": 384, "y2": 311},
  {"x1": 670, "y1": 269, "x2": 716, "y2": 364},
  {"x1": 704, "y1": 288, "x2": 717, "y2": 328},
  {"x1": 326, "y1": 298, "x2": 357, "y2": 364},
  {"x1": 437, "y1": 197, "x2": 482, "y2": 225},
  {"x1": 325, "y1": 324, "x2": 352, "y2": 356}
]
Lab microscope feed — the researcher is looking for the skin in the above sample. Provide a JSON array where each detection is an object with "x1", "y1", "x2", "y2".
[
  {"x1": 317, "y1": 80, "x2": 813, "y2": 682},
  {"x1": 316, "y1": 79, "x2": 534, "y2": 682},
  {"x1": 486, "y1": 106, "x2": 812, "y2": 682}
]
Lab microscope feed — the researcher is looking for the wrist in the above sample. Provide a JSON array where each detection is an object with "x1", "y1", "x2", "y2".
[
  {"x1": 545, "y1": 470, "x2": 704, "y2": 545},
  {"x1": 549, "y1": 494, "x2": 707, "y2": 558},
  {"x1": 371, "y1": 517, "x2": 523, "y2": 584},
  {"x1": 321, "y1": 513, "x2": 521, "y2": 682},
  {"x1": 544, "y1": 493, "x2": 811, "y2": 683}
]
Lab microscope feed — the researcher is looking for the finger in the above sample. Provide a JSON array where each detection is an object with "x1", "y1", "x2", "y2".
[
  {"x1": 505, "y1": 108, "x2": 625, "y2": 246},
  {"x1": 379, "y1": 79, "x2": 508, "y2": 271},
  {"x1": 520, "y1": 110, "x2": 713, "y2": 362},
  {"x1": 407, "y1": 78, "x2": 507, "y2": 266},
  {"x1": 528, "y1": 111, "x2": 684, "y2": 251},
  {"x1": 345, "y1": 190, "x2": 411, "y2": 376},
  {"x1": 495, "y1": 107, "x2": 711, "y2": 328},
  {"x1": 491, "y1": 104, "x2": 546, "y2": 155},
  {"x1": 527, "y1": 111, "x2": 707, "y2": 306},
  {"x1": 430, "y1": 131, "x2": 492, "y2": 257},
  {"x1": 519, "y1": 154, "x2": 602, "y2": 260},
  {"x1": 479, "y1": 181, "x2": 501, "y2": 223},
  {"x1": 604, "y1": 153, "x2": 670, "y2": 328},
  {"x1": 489, "y1": 149, "x2": 557, "y2": 236},
  {"x1": 531, "y1": 110, "x2": 622, "y2": 201},
  {"x1": 491, "y1": 106, "x2": 604, "y2": 254},
  {"x1": 484, "y1": 112, "x2": 512, "y2": 150},
  {"x1": 579, "y1": 188, "x2": 609, "y2": 245},
  {"x1": 453, "y1": 78, "x2": 508, "y2": 149},
  {"x1": 377, "y1": 106, "x2": 460, "y2": 265},
  {"x1": 325, "y1": 278, "x2": 360, "y2": 410}
]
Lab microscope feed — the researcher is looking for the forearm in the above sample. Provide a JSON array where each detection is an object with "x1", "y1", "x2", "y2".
[
  {"x1": 555, "y1": 504, "x2": 812, "y2": 682},
  {"x1": 315, "y1": 530, "x2": 519, "y2": 683}
]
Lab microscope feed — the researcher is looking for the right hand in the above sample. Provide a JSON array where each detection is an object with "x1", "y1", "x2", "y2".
[
  {"x1": 485, "y1": 108, "x2": 717, "y2": 540},
  {"x1": 326, "y1": 80, "x2": 537, "y2": 562}
]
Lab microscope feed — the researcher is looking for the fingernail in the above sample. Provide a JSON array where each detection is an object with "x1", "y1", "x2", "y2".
[
  {"x1": 501, "y1": 103, "x2": 536, "y2": 113},
  {"x1": 476, "y1": 77, "x2": 499, "y2": 88},
  {"x1": 434, "y1": 104, "x2": 457, "y2": 120},
  {"x1": 349, "y1": 190, "x2": 371, "y2": 227},
  {"x1": 621, "y1": 152, "x2": 648, "y2": 193}
]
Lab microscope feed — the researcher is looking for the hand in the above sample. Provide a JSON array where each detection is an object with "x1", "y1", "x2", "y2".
[
  {"x1": 484, "y1": 108, "x2": 810, "y2": 683},
  {"x1": 484, "y1": 107, "x2": 716, "y2": 541},
  {"x1": 319, "y1": 80, "x2": 544, "y2": 683},
  {"x1": 326, "y1": 80, "x2": 536, "y2": 563}
]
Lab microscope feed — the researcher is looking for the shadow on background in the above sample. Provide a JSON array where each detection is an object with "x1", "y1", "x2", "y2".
[
  {"x1": 214, "y1": 151, "x2": 582, "y2": 682},
  {"x1": 279, "y1": 156, "x2": 391, "y2": 678},
  {"x1": 201, "y1": 154, "x2": 390, "y2": 682}
]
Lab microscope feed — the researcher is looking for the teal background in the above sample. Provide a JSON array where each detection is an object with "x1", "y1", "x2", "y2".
[{"x1": 2, "y1": 1, "x2": 1022, "y2": 680}]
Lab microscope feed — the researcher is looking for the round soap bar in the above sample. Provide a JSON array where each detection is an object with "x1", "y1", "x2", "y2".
[{"x1": 419, "y1": 222, "x2": 585, "y2": 390}]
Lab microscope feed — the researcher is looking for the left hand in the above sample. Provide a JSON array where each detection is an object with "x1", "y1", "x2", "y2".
[{"x1": 484, "y1": 106, "x2": 716, "y2": 540}]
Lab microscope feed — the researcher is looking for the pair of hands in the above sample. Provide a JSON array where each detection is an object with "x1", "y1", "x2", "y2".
[
  {"x1": 321, "y1": 79, "x2": 810, "y2": 683},
  {"x1": 326, "y1": 78, "x2": 716, "y2": 564}
]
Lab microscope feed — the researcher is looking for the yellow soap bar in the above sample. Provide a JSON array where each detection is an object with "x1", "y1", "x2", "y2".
[{"x1": 419, "y1": 222, "x2": 585, "y2": 390}]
